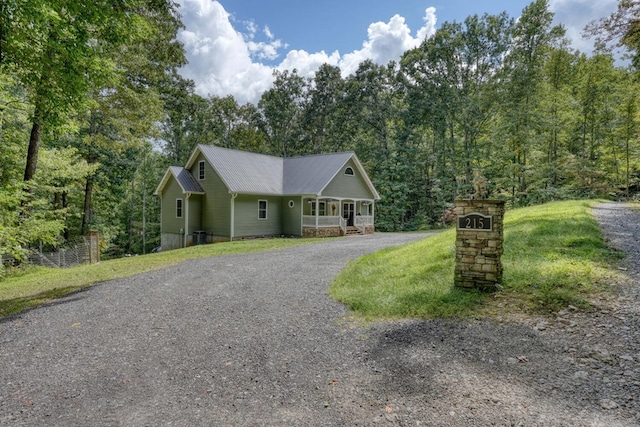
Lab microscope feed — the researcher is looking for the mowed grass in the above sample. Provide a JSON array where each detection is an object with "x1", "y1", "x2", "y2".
[
  {"x1": 329, "y1": 200, "x2": 627, "y2": 320},
  {"x1": 0, "y1": 238, "x2": 326, "y2": 318}
]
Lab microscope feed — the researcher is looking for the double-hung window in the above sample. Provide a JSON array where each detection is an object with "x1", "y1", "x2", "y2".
[
  {"x1": 176, "y1": 199, "x2": 183, "y2": 218},
  {"x1": 258, "y1": 200, "x2": 268, "y2": 220},
  {"x1": 311, "y1": 201, "x2": 326, "y2": 216}
]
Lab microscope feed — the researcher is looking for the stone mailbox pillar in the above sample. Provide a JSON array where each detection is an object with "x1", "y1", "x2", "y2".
[{"x1": 454, "y1": 200, "x2": 505, "y2": 291}]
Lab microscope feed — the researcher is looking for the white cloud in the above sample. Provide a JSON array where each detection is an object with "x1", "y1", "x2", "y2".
[
  {"x1": 176, "y1": 2, "x2": 435, "y2": 103},
  {"x1": 339, "y1": 9, "x2": 436, "y2": 76},
  {"x1": 549, "y1": 0, "x2": 618, "y2": 54},
  {"x1": 177, "y1": 0, "x2": 274, "y2": 104}
]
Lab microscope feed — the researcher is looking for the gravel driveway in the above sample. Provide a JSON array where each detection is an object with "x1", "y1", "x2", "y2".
[{"x1": 1, "y1": 204, "x2": 640, "y2": 426}]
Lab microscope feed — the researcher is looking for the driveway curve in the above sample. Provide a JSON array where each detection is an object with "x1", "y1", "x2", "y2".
[
  {"x1": 1, "y1": 233, "x2": 429, "y2": 426},
  {"x1": 2, "y1": 226, "x2": 638, "y2": 427}
]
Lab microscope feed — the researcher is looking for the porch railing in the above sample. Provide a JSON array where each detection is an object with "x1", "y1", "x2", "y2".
[
  {"x1": 355, "y1": 215, "x2": 374, "y2": 226},
  {"x1": 302, "y1": 215, "x2": 342, "y2": 228}
]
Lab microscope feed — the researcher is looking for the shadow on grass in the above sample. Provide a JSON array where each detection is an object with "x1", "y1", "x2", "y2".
[
  {"x1": 0, "y1": 286, "x2": 85, "y2": 321},
  {"x1": 393, "y1": 288, "x2": 489, "y2": 319}
]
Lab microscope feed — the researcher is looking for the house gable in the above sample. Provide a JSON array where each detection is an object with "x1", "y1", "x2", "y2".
[
  {"x1": 188, "y1": 151, "x2": 232, "y2": 237},
  {"x1": 321, "y1": 158, "x2": 377, "y2": 199}
]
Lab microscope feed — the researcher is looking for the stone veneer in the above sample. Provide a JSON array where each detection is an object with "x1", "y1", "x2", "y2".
[
  {"x1": 454, "y1": 200, "x2": 505, "y2": 291},
  {"x1": 302, "y1": 227, "x2": 342, "y2": 238}
]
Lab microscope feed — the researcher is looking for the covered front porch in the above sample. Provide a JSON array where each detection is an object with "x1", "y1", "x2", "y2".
[{"x1": 302, "y1": 197, "x2": 375, "y2": 237}]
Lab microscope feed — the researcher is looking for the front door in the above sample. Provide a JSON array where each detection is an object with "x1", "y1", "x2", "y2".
[{"x1": 343, "y1": 202, "x2": 354, "y2": 226}]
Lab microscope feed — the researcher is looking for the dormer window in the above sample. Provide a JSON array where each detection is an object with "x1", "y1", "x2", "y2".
[{"x1": 344, "y1": 167, "x2": 354, "y2": 176}]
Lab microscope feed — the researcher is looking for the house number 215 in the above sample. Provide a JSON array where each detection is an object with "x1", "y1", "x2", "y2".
[{"x1": 457, "y1": 213, "x2": 492, "y2": 231}]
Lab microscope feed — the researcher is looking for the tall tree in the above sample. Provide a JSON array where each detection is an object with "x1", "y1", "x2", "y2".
[
  {"x1": 258, "y1": 69, "x2": 306, "y2": 157},
  {"x1": 301, "y1": 64, "x2": 344, "y2": 154},
  {"x1": 586, "y1": 0, "x2": 640, "y2": 69},
  {"x1": 0, "y1": 0, "x2": 144, "y2": 184},
  {"x1": 498, "y1": 0, "x2": 564, "y2": 204}
]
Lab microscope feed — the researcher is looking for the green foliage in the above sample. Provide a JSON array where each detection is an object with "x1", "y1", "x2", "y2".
[{"x1": 3, "y1": 0, "x2": 640, "y2": 260}]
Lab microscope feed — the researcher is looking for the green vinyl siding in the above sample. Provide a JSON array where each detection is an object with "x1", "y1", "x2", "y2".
[
  {"x1": 322, "y1": 159, "x2": 375, "y2": 199},
  {"x1": 186, "y1": 195, "x2": 201, "y2": 235},
  {"x1": 234, "y1": 195, "x2": 282, "y2": 237},
  {"x1": 281, "y1": 197, "x2": 302, "y2": 236},
  {"x1": 190, "y1": 153, "x2": 231, "y2": 236},
  {"x1": 160, "y1": 177, "x2": 185, "y2": 234}
]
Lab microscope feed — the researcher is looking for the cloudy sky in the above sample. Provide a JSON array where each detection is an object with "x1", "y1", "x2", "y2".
[{"x1": 176, "y1": 0, "x2": 619, "y2": 104}]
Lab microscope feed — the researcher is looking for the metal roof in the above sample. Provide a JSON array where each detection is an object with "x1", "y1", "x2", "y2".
[
  {"x1": 172, "y1": 167, "x2": 205, "y2": 193},
  {"x1": 283, "y1": 152, "x2": 354, "y2": 195},
  {"x1": 181, "y1": 144, "x2": 379, "y2": 199},
  {"x1": 198, "y1": 145, "x2": 283, "y2": 195},
  {"x1": 154, "y1": 166, "x2": 204, "y2": 195}
]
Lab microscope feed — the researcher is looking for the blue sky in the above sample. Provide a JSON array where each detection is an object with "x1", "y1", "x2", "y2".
[{"x1": 177, "y1": 0, "x2": 619, "y2": 104}]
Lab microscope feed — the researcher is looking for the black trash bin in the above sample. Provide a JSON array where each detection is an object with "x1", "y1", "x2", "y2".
[{"x1": 193, "y1": 230, "x2": 207, "y2": 245}]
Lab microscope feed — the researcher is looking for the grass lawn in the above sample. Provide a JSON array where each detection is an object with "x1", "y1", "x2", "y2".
[
  {"x1": 329, "y1": 200, "x2": 628, "y2": 320},
  {"x1": 0, "y1": 238, "x2": 326, "y2": 318}
]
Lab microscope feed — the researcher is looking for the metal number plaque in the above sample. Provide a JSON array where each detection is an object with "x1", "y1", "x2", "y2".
[{"x1": 457, "y1": 212, "x2": 492, "y2": 231}]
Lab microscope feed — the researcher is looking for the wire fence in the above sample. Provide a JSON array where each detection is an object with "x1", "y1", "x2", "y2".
[
  {"x1": 26, "y1": 237, "x2": 92, "y2": 268},
  {"x1": 0, "y1": 233, "x2": 100, "y2": 269}
]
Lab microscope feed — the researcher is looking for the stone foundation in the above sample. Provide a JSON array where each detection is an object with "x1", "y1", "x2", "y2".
[
  {"x1": 302, "y1": 227, "x2": 342, "y2": 238},
  {"x1": 454, "y1": 200, "x2": 505, "y2": 291}
]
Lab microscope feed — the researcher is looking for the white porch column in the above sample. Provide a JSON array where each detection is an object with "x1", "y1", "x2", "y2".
[{"x1": 315, "y1": 196, "x2": 319, "y2": 228}]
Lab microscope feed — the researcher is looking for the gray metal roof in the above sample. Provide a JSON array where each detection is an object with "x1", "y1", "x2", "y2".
[
  {"x1": 171, "y1": 166, "x2": 205, "y2": 193},
  {"x1": 198, "y1": 145, "x2": 283, "y2": 195},
  {"x1": 283, "y1": 152, "x2": 354, "y2": 195},
  {"x1": 183, "y1": 144, "x2": 379, "y2": 198}
]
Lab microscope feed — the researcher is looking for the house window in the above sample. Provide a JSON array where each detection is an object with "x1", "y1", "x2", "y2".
[
  {"x1": 258, "y1": 200, "x2": 268, "y2": 219},
  {"x1": 198, "y1": 160, "x2": 205, "y2": 180},
  {"x1": 311, "y1": 201, "x2": 326, "y2": 216},
  {"x1": 176, "y1": 198, "x2": 183, "y2": 218},
  {"x1": 344, "y1": 167, "x2": 354, "y2": 176}
]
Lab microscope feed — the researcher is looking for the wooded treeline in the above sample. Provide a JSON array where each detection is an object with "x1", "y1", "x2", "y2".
[{"x1": 1, "y1": 0, "x2": 639, "y2": 262}]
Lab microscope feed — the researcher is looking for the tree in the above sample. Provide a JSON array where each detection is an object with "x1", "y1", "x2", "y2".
[
  {"x1": 160, "y1": 74, "x2": 213, "y2": 165},
  {"x1": 301, "y1": 64, "x2": 344, "y2": 154},
  {"x1": 258, "y1": 69, "x2": 306, "y2": 157},
  {"x1": 497, "y1": 0, "x2": 564, "y2": 205},
  {"x1": 585, "y1": 0, "x2": 640, "y2": 69},
  {"x1": 0, "y1": 0, "x2": 146, "y2": 184}
]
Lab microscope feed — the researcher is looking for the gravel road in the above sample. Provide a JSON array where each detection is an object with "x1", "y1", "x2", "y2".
[{"x1": 1, "y1": 203, "x2": 639, "y2": 426}]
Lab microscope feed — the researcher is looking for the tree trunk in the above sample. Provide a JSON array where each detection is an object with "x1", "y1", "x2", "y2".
[{"x1": 24, "y1": 113, "x2": 43, "y2": 182}]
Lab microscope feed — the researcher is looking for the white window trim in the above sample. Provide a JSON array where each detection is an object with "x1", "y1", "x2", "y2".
[
  {"x1": 198, "y1": 160, "x2": 205, "y2": 180},
  {"x1": 311, "y1": 201, "x2": 326, "y2": 216},
  {"x1": 344, "y1": 167, "x2": 354, "y2": 176},
  {"x1": 258, "y1": 199, "x2": 268, "y2": 220},
  {"x1": 176, "y1": 198, "x2": 183, "y2": 218}
]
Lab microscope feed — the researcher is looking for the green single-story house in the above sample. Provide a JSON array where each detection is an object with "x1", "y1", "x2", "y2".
[{"x1": 154, "y1": 144, "x2": 381, "y2": 250}]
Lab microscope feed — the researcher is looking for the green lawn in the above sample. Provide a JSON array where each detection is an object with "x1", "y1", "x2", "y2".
[
  {"x1": 0, "y1": 238, "x2": 326, "y2": 318},
  {"x1": 2, "y1": 200, "x2": 630, "y2": 321},
  {"x1": 329, "y1": 200, "x2": 628, "y2": 320}
]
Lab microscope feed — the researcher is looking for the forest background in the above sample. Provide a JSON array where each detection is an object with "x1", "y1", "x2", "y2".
[{"x1": 1, "y1": 0, "x2": 639, "y2": 262}]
